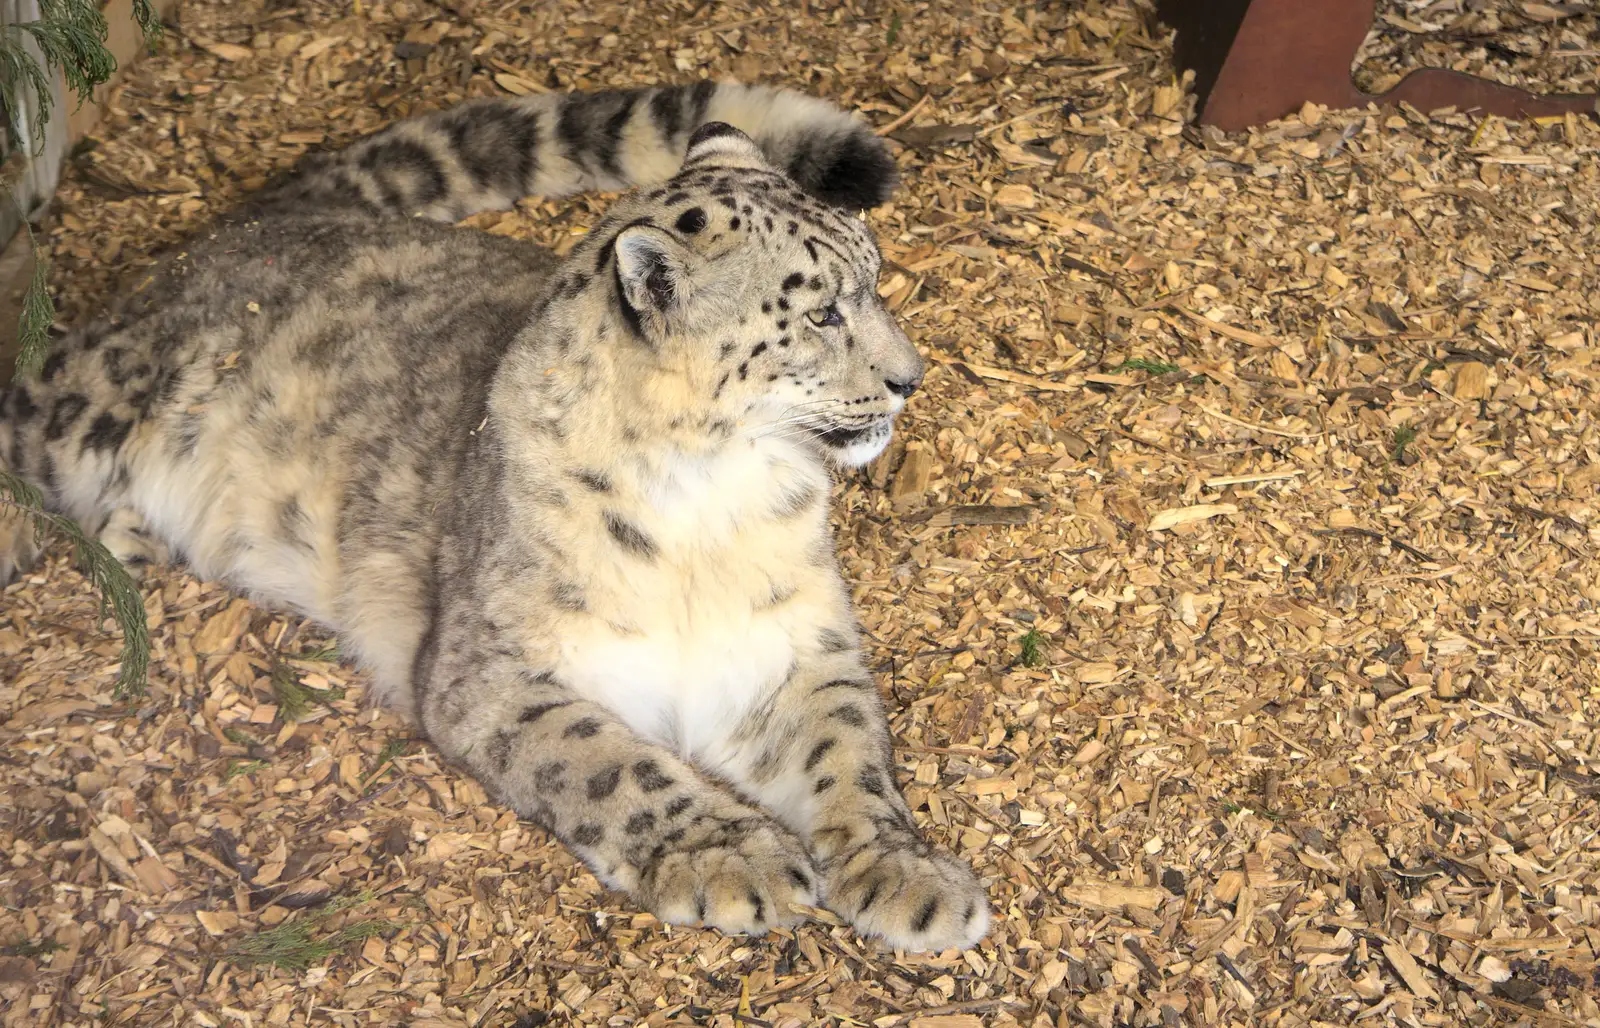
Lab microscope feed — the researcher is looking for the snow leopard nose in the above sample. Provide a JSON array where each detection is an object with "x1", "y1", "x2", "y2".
[{"x1": 884, "y1": 374, "x2": 920, "y2": 399}]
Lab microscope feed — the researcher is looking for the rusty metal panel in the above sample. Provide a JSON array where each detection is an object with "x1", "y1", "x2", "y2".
[{"x1": 1156, "y1": 0, "x2": 1597, "y2": 132}]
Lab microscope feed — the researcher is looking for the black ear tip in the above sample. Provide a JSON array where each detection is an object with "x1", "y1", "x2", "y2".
[{"x1": 687, "y1": 121, "x2": 749, "y2": 149}]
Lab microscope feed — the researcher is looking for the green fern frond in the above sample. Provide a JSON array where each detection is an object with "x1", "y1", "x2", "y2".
[
  {"x1": 0, "y1": 468, "x2": 149, "y2": 696},
  {"x1": 0, "y1": 463, "x2": 42, "y2": 509},
  {"x1": 0, "y1": 0, "x2": 109, "y2": 144},
  {"x1": 19, "y1": 3, "x2": 114, "y2": 98},
  {"x1": 0, "y1": 32, "x2": 58, "y2": 143},
  {"x1": 13, "y1": 217, "x2": 53, "y2": 376},
  {"x1": 130, "y1": 0, "x2": 161, "y2": 40},
  {"x1": 0, "y1": 0, "x2": 161, "y2": 150}
]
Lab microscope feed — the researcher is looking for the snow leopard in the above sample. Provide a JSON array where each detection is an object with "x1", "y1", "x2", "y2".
[{"x1": 0, "y1": 81, "x2": 990, "y2": 951}]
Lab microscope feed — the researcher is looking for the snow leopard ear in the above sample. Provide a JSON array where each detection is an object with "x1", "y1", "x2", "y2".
[
  {"x1": 613, "y1": 224, "x2": 691, "y2": 331},
  {"x1": 681, "y1": 121, "x2": 769, "y2": 170}
]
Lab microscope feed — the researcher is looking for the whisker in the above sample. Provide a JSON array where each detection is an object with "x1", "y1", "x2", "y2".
[
  {"x1": 741, "y1": 398, "x2": 884, "y2": 446},
  {"x1": 769, "y1": 401, "x2": 844, "y2": 423},
  {"x1": 748, "y1": 424, "x2": 828, "y2": 443},
  {"x1": 766, "y1": 411, "x2": 837, "y2": 428},
  {"x1": 750, "y1": 407, "x2": 842, "y2": 433},
  {"x1": 746, "y1": 417, "x2": 837, "y2": 443}
]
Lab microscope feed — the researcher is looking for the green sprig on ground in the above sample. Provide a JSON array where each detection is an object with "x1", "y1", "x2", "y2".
[
  {"x1": 0, "y1": 468, "x2": 148, "y2": 696},
  {"x1": 1111, "y1": 356, "x2": 1183, "y2": 375},
  {"x1": 1391, "y1": 425, "x2": 1417, "y2": 462},
  {"x1": 224, "y1": 759, "x2": 269, "y2": 782},
  {"x1": 223, "y1": 892, "x2": 394, "y2": 971},
  {"x1": 271, "y1": 659, "x2": 345, "y2": 721},
  {"x1": 1018, "y1": 628, "x2": 1046, "y2": 668}
]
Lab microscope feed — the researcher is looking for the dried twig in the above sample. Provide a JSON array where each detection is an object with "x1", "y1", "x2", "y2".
[{"x1": 1314, "y1": 526, "x2": 1438, "y2": 564}]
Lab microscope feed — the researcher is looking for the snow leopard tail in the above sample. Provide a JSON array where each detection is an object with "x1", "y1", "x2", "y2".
[{"x1": 260, "y1": 81, "x2": 897, "y2": 221}]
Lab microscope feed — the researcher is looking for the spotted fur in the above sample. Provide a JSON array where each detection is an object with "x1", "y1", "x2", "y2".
[
  {"x1": 0, "y1": 83, "x2": 988, "y2": 952},
  {"x1": 259, "y1": 80, "x2": 900, "y2": 218}
]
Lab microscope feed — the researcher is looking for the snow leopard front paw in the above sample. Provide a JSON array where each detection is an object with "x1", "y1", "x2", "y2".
[
  {"x1": 97, "y1": 507, "x2": 169, "y2": 582},
  {"x1": 823, "y1": 834, "x2": 991, "y2": 952},
  {"x1": 640, "y1": 812, "x2": 819, "y2": 936}
]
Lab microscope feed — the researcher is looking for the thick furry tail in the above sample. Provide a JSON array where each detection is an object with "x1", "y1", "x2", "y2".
[{"x1": 260, "y1": 81, "x2": 897, "y2": 221}]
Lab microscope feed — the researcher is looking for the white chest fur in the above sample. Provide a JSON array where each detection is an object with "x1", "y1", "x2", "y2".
[{"x1": 546, "y1": 440, "x2": 835, "y2": 757}]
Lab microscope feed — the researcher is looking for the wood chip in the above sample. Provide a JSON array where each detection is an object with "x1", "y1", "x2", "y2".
[
  {"x1": 1454, "y1": 360, "x2": 1490, "y2": 399},
  {"x1": 1173, "y1": 306, "x2": 1284, "y2": 349},
  {"x1": 992, "y1": 184, "x2": 1036, "y2": 209},
  {"x1": 192, "y1": 597, "x2": 254, "y2": 654},
  {"x1": 195, "y1": 39, "x2": 253, "y2": 62},
  {"x1": 1381, "y1": 940, "x2": 1440, "y2": 1001},
  {"x1": 919, "y1": 504, "x2": 1038, "y2": 527},
  {"x1": 1203, "y1": 470, "x2": 1301, "y2": 488},
  {"x1": 133, "y1": 856, "x2": 181, "y2": 894},
  {"x1": 87, "y1": 828, "x2": 140, "y2": 886},
  {"x1": 908, "y1": 1016, "x2": 985, "y2": 1028},
  {"x1": 891, "y1": 448, "x2": 933, "y2": 506},
  {"x1": 1147, "y1": 503, "x2": 1239, "y2": 531},
  {"x1": 938, "y1": 358, "x2": 1077, "y2": 392},
  {"x1": 1060, "y1": 881, "x2": 1168, "y2": 913},
  {"x1": 890, "y1": 123, "x2": 980, "y2": 148}
]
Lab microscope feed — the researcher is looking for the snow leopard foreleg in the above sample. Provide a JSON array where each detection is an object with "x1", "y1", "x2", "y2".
[
  {"x1": 700, "y1": 651, "x2": 992, "y2": 951},
  {"x1": 415, "y1": 628, "x2": 820, "y2": 935}
]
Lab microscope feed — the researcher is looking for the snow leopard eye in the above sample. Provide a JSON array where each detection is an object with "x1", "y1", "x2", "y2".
[{"x1": 807, "y1": 304, "x2": 843, "y2": 327}]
